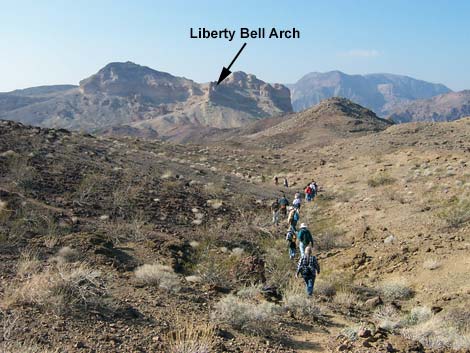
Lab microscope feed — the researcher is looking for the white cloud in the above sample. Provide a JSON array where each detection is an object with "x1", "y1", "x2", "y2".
[{"x1": 340, "y1": 49, "x2": 381, "y2": 58}]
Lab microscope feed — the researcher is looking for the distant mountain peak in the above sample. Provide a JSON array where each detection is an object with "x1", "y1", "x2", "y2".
[{"x1": 289, "y1": 71, "x2": 452, "y2": 116}]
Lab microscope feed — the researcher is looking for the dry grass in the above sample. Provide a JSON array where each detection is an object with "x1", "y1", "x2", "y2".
[
  {"x1": 378, "y1": 279, "x2": 413, "y2": 300},
  {"x1": 50, "y1": 246, "x2": 79, "y2": 265},
  {"x1": 374, "y1": 304, "x2": 401, "y2": 331},
  {"x1": 283, "y1": 293, "x2": 322, "y2": 319},
  {"x1": 333, "y1": 291, "x2": 360, "y2": 307},
  {"x1": 438, "y1": 197, "x2": 470, "y2": 228},
  {"x1": 16, "y1": 250, "x2": 40, "y2": 279},
  {"x1": 134, "y1": 264, "x2": 181, "y2": 292},
  {"x1": 166, "y1": 314, "x2": 216, "y2": 353},
  {"x1": 211, "y1": 295, "x2": 278, "y2": 335},
  {"x1": 4, "y1": 263, "x2": 105, "y2": 315},
  {"x1": 367, "y1": 173, "x2": 396, "y2": 187}
]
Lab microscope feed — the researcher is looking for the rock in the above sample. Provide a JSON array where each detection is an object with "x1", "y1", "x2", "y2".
[
  {"x1": 337, "y1": 344, "x2": 348, "y2": 351},
  {"x1": 431, "y1": 306, "x2": 443, "y2": 314},
  {"x1": 364, "y1": 296, "x2": 383, "y2": 309},
  {"x1": 358, "y1": 328, "x2": 372, "y2": 338}
]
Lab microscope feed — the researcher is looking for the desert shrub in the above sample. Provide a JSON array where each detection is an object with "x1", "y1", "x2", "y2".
[
  {"x1": 438, "y1": 197, "x2": 470, "y2": 228},
  {"x1": 263, "y1": 239, "x2": 293, "y2": 290},
  {"x1": 236, "y1": 284, "x2": 263, "y2": 300},
  {"x1": 211, "y1": 295, "x2": 278, "y2": 335},
  {"x1": 341, "y1": 325, "x2": 361, "y2": 341},
  {"x1": 402, "y1": 315, "x2": 470, "y2": 350},
  {"x1": 5, "y1": 154, "x2": 38, "y2": 192},
  {"x1": 283, "y1": 293, "x2": 322, "y2": 319},
  {"x1": 374, "y1": 304, "x2": 401, "y2": 331},
  {"x1": 166, "y1": 318, "x2": 216, "y2": 353},
  {"x1": 314, "y1": 279, "x2": 336, "y2": 298},
  {"x1": 401, "y1": 306, "x2": 433, "y2": 326},
  {"x1": 422, "y1": 259, "x2": 440, "y2": 270},
  {"x1": 16, "y1": 250, "x2": 40, "y2": 279},
  {"x1": 367, "y1": 173, "x2": 396, "y2": 187},
  {"x1": 378, "y1": 279, "x2": 413, "y2": 300},
  {"x1": 51, "y1": 246, "x2": 79, "y2": 264},
  {"x1": 134, "y1": 264, "x2": 181, "y2": 292},
  {"x1": 333, "y1": 291, "x2": 360, "y2": 307},
  {"x1": 75, "y1": 173, "x2": 109, "y2": 205},
  {"x1": 4, "y1": 263, "x2": 105, "y2": 315}
]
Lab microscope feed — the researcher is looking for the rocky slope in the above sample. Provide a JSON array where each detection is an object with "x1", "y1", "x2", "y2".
[
  {"x1": 288, "y1": 71, "x2": 451, "y2": 116},
  {"x1": 0, "y1": 62, "x2": 292, "y2": 141},
  {"x1": 388, "y1": 90, "x2": 470, "y2": 123},
  {"x1": 244, "y1": 97, "x2": 393, "y2": 149},
  {"x1": 1, "y1": 112, "x2": 469, "y2": 352}
]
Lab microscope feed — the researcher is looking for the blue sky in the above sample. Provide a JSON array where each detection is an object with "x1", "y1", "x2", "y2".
[{"x1": 0, "y1": 0, "x2": 469, "y2": 91}]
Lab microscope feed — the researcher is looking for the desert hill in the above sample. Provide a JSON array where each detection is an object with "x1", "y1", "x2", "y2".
[
  {"x1": 0, "y1": 62, "x2": 292, "y2": 140},
  {"x1": 288, "y1": 71, "x2": 451, "y2": 116},
  {"x1": 243, "y1": 97, "x2": 393, "y2": 148},
  {"x1": 389, "y1": 90, "x2": 470, "y2": 123},
  {"x1": 0, "y1": 111, "x2": 469, "y2": 352}
]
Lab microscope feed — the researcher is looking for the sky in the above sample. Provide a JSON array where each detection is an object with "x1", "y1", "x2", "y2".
[{"x1": 0, "y1": 0, "x2": 469, "y2": 92}]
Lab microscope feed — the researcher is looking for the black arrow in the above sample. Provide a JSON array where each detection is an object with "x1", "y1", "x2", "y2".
[{"x1": 217, "y1": 42, "x2": 247, "y2": 85}]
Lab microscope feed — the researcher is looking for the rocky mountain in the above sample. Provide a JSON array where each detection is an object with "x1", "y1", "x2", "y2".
[
  {"x1": 288, "y1": 71, "x2": 451, "y2": 116},
  {"x1": 388, "y1": 90, "x2": 470, "y2": 123},
  {"x1": 0, "y1": 62, "x2": 292, "y2": 140}
]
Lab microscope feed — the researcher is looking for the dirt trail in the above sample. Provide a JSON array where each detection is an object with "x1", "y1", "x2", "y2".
[{"x1": 289, "y1": 310, "x2": 351, "y2": 352}]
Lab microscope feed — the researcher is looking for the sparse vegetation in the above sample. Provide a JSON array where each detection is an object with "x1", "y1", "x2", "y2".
[
  {"x1": 378, "y1": 279, "x2": 413, "y2": 300},
  {"x1": 166, "y1": 317, "x2": 216, "y2": 353},
  {"x1": 4, "y1": 263, "x2": 106, "y2": 315},
  {"x1": 134, "y1": 264, "x2": 181, "y2": 292},
  {"x1": 438, "y1": 197, "x2": 470, "y2": 228},
  {"x1": 211, "y1": 295, "x2": 278, "y2": 335},
  {"x1": 367, "y1": 173, "x2": 396, "y2": 187}
]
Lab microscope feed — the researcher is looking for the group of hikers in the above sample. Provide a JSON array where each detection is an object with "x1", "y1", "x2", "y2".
[{"x1": 270, "y1": 180, "x2": 320, "y2": 296}]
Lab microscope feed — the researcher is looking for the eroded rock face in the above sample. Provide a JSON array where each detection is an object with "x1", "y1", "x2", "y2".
[
  {"x1": 388, "y1": 90, "x2": 470, "y2": 123},
  {"x1": 288, "y1": 71, "x2": 451, "y2": 116},
  {"x1": 0, "y1": 62, "x2": 292, "y2": 142}
]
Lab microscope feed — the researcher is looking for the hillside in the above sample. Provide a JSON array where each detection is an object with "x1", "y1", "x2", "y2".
[
  {"x1": 0, "y1": 116, "x2": 469, "y2": 352},
  {"x1": 288, "y1": 71, "x2": 451, "y2": 116},
  {"x1": 0, "y1": 62, "x2": 292, "y2": 141},
  {"x1": 389, "y1": 90, "x2": 470, "y2": 123},
  {"x1": 245, "y1": 97, "x2": 393, "y2": 148}
]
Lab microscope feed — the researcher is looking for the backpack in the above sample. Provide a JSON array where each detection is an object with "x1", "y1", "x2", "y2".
[
  {"x1": 293, "y1": 211, "x2": 299, "y2": 222},
  {"x1": 286, "y1": 231, "x2": 295, "y2": 242},
  {"x1": 299, "y1": 257, "x2": 314, "y2": 277},
  {"x1": 271, "y1": 200, "x2": 280, "y2": 211},
  {"x1": 305, "y1": 186, "x2": 311, "y2": 194}
]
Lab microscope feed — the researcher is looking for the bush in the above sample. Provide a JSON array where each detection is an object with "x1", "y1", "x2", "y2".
[
  {"x1": 236, "y1": 284, "x2": 263, "y2": 300},
  {"x1": 4, "y1": 263, "x2": 105, "y2": 315},
  {"x1": 283, "y1": 294, "x2": 322, "y2": 319},
  {"x1": 438, "y1": 198, "x2": 470, "y2": 228},
  {"x1": 378, "y1": 279, "x2": 413, "y2": 300},
  {"x1": 367, "y1": 174, "x2": 396, "y2": 187},
  {"x1": 134, "y1": 264, "x2": 181, "y2": 292},
  {"x1": 402, "y1": 316, "x2": 470, "y2": 350},
  {"x1": 51, "y1": 246, "x2": 79, "y2": 264},
  {"x1": 166, "y1": 316, "x2": 216, "y2": 353},
  {"x1": 333, "y1": 291, "x2": 360, "y2": 307},
  {"x1": 211, "y1": 295, "x2": 278, "y2": 335},
  {"x1": 16, "y1": 250, "x2": 40, "y2": 279},
  {"x1": 374, "y1": 304, "x2": 401, "y2": 331}
]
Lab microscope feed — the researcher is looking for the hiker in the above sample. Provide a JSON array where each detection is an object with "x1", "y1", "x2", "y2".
[
  {"x1": 270, "y1": 198, "x2": 280, "y2": 225},
  {"x1": 297, "y1": 223, "x2": 313, "y2": 257},
  {"x1": 286, "y1": 229, "x2": 297, "y2": 259},
  {"x1": 274, "y1": 175, "x2": 279, "y2": 185},
  {"x1": 287, "y1": 206, "x2": 300, "y2": 232},
  {"x1": 295, "y1": 246, "x2": 320, "y2": 296},
  {"x1": 283, "y1": 177, "x2": 288, "y2": 188},
  {"x1": 310, "y1": 180, "x2": 318, "y2": 199},
  {"x1": 278, "y1": 193, "x2": 289, "y2": 218},
  {"x1": 293, "y1": 192, "x2": 302, "y2": 209},
  {"x1": 305, "y1": 184, "x2": 313, "y2": 202}
]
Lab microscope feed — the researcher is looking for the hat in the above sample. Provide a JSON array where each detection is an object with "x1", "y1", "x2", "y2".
[{"x1": 300, "y1": 223, "x2": 307, "y2": 229}]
